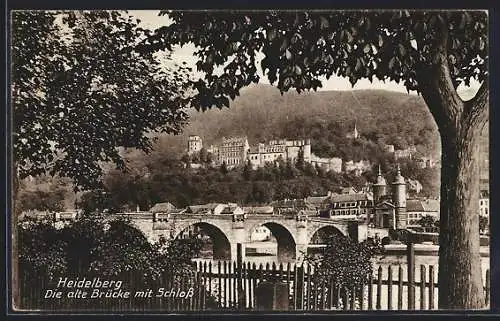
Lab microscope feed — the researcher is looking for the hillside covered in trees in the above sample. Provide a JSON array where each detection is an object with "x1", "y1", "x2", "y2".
[
  {"x1": 153, "y1": 84, "x2": 443, "y2": 161},
  {"x1": 18, "y1": 85, "x2": 489, "y2": 212}
]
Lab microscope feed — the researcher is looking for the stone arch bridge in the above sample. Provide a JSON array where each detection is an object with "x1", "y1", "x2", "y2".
[{"x1": 107, "y1": 212, "x2": 369, "y2": 262}]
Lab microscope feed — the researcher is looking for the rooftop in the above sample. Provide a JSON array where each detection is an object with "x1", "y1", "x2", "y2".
[
  {"x1": 149, "y1": 202, "x2": 176, "y2": 213},
  {"x1": 187, "y1": 203, "x2": 225, "y2": 214},
  {"x1": 243, "y1": 206, "x2": 274, "y2": 214},
  {"x1": 220, "y1": 205, "x2": 242, "y2": 214},
  {"x1": 305, "y1": 195, "x2": 330, "y2": 205},
  {"x1": 328, "y1": 193, "x2": 371, "y2": 203},
  {"x1": 407, "y1": 199, "x2": 440, "y2": 212}
]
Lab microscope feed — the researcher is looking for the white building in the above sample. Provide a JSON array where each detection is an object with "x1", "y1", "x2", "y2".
[
  {"x1": 249, "y1": 226, "x2": 272, "y2": 242},
  {"x1": 188, "y1": 135, "x2": 203, "y2": 155},
  {"x1": 416, "y1": 157, "x2": 436, "y2": 169},
  {"x1": 344, "y1": 160, "x2": 371, "y2": 175},
  {"x1": 407, "y1": 179, "x2": 423, "y2": 195},
  {"x1": 394, "y1": 146, "x2": 417, "y2": 160},
  {"x1": 310, "y1": 154, "x2": 342, "y2": 173},
  {"x1": 480, "y1": 191, "x2": 489, "y2": 217},
  {"x1": 216, "y1": 136, "x2": 250, "y2": 168},
  {"x1": 247, "y1": 138, "x2": 311, "y2": 169},
  {"x1": 406, "y1": 199, "x2": 440, "y2": 227},
  {"x1": 383, "y1": 144, "x2": 395, "y2": 153}
]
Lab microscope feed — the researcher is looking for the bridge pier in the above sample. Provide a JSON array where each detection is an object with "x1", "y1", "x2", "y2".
[
  {"x1": 295, "y1": 213, "x2": 309, "y2": 263},
  {"x1": 347, "y1": 220, "x2": 369, "y2": 242},
  {"x1": 295, "y1": 244, "x2": 309, "y2": 263},
  {"x1": 232, "y1": 214, "x2": 246, "y2": 262},
  {"x1": 230, "y1": 243, "x2": 246, "y2": 262}
]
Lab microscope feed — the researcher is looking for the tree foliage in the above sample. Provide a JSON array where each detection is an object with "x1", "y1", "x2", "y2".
[
  {"x1": 12, "y1": 11, "x2": 191, "y2": 190},
  {"x1": 17, "y1": 187, "x2": 67, "y2": 212},
  {"x1": 70, "y1": 150, "x2": 439, "y2": 212},
  {"x1": 418, "y1": 215, "x2": 437, "y2": 229},
  {"x1": 19, "y1": 212, "x2": 203, "y2": 281},
  {"x1": 143, "y1": 10, "x2": 486, "y2": 109},
  {"x1": 305, "y1": 234, "x2": 381, "y2": 289}
]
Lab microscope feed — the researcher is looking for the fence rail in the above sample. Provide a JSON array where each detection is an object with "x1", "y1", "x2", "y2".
[{"x1": 19, "y1": 261, "x2": 490, "y2": 311}]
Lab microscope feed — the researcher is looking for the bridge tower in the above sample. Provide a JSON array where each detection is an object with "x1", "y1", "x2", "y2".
[
  {"x1": 373, "y1": 164, "x2": 387, "y2": 203},
  {"x1": 392, "y1": 164, "x2": 407, "y2": 229}
]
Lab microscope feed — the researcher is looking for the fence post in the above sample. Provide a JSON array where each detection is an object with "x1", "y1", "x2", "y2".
[
  {"x1": 420, "y1": 265, "x2": 426, "y2": 310},
  {"x1": 368, "y1": 272, "x2": 373, "y2": 310},
  {"x1": 429, "y1": 265, "x2": 435, "y2": 310},
  {"x1": 398, "y1": 266, "x2": 403, "y2": 310},
  {"x1": 407, "y1": 242, "x2": 415, "y2": 309},
  {"x1": 286, "y1": 262, "x2": 292, "y2": 308},
  {"x1": 237, "y1": 243, "x2": 245, "y2": 309},
  {"x1": 305, "y1": 264, "x2": 311, "y2": 310},
  {"x1": 296, "y1": 264, "x2": 304, "y2": 310},
  {"x1": 218, "y1": 261, "x2": 222, "y2": 308},
  {"x1": 376, "y1": 266, "x2": 382, "y2": 310},
  {"x1": 388, "y1": 265, "x2": 393, "y2": 310}
]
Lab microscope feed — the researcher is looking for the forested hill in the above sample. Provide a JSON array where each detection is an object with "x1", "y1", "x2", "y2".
[
  {"x1": 19, "y1": 85, "x2": 488, "y2": 212},
  {"x1": 153, "y1": 83, "x2": 442, "y2": 160}
]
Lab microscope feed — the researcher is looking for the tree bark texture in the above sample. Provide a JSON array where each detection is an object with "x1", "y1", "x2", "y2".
[{"x1": 417, "y1": 22, "x2": 488, "y2": 309}]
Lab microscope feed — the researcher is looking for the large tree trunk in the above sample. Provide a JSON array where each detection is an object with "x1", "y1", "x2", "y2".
[
  {"x1": 417, "y1": 21, "x2": 488, "y2": 308},
  {"x1": 437, "y1": 104, "x2": 486, "y2": 309}
]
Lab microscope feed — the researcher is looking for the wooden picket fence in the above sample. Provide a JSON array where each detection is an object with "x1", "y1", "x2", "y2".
[{"x1": 19, "y1": 262, "x2": 490, "y2": 311}]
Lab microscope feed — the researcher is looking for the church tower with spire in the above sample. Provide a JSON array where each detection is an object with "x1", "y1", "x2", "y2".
[
  {"x1": 353, "y1": 122, "x2": 359, "y2": 139},
  {"x1": 346, "y1": 122, "x2": 360, "y2": 140},
  {"x1": 373, "y1": 165, "x2": 387, "y2": 202},
  {"x1": 392, "y1": 164, "x2": 407, "y2": 229}
]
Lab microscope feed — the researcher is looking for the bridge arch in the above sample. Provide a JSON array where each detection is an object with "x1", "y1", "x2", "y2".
[
  {"x1": 308, "y1": 225, "x2": 347, "y2": 245},
  {"x1": 174, "y1": 221, "x2": 232, "y2": 260},
  {"x1": 247, "y1": 221, "x2": 297, "y2": 262}
]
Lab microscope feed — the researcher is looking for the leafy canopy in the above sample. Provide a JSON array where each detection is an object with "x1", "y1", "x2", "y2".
[
  {"x1": 12, "y1": 11, "x2": 192, "y2": 190},
  {"x1": 143, "y1": 10, "x2": 487, "y2": 110},
  {"x1": 418, "y1": 215, "x2": 437, "y2": 229},
  {"x1": 19, "y1": 212, "x2": 203, "y2": 281},
  {"x1": 305, "y1": 233, "x2": 381, "y2": 289}
]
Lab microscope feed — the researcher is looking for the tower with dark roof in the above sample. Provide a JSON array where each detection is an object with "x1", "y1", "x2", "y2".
[
  {"x1": 392, "y1": 164, "x2": 407, "y2": 229},
  {"x1": 373, "y1": 165, "x2": 387, "y2": 202}
]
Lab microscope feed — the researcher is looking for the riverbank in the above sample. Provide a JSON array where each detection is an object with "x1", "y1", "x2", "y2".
[{"x1": 383, "y1": 243, "x2": 490, "y2": 257}]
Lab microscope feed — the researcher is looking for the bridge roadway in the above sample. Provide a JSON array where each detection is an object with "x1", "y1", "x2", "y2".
[{"x1": 106, "y1": 212, "x2": 369, "y2": 262}]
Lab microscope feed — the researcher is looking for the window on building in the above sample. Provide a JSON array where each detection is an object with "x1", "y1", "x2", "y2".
[{"x1": 485, "y1": 208, "x2": 488, "y2": 215}]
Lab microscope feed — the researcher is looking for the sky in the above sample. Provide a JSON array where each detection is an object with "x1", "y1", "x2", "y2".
[{"x1": 129, "y1": 10, "x2": 481, "y2": 100}]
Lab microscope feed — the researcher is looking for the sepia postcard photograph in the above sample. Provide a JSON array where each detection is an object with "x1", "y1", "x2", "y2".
[{"x1": 7, "y1": 7, "x2": 492, "y2": 314}]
